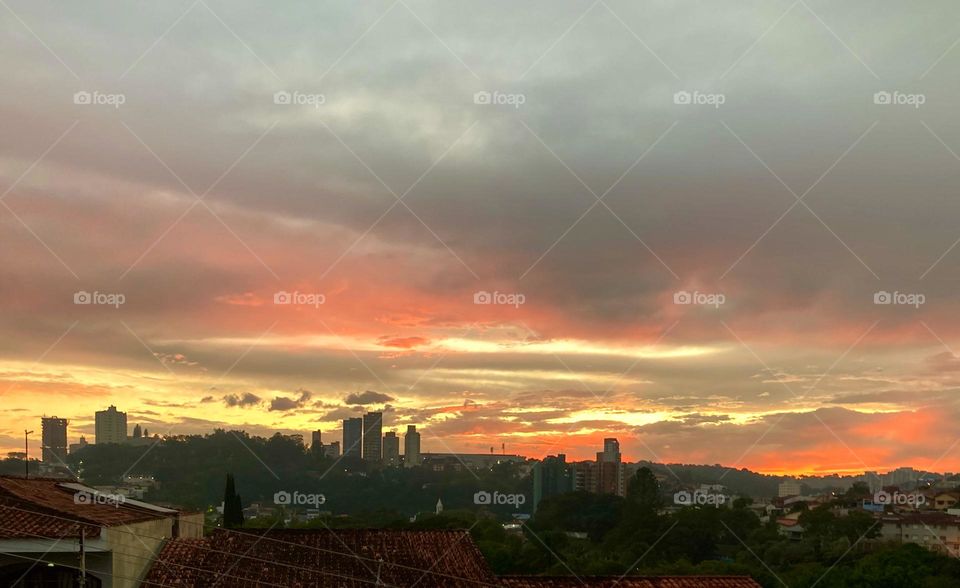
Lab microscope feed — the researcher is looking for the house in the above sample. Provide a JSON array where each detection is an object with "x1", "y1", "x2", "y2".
[
  {"x1": 776, "y1": 511, "x2": 804, "y2": 540},
  {"x1": 879, "y1": 512, "x2": 960, "y2": 557},
  {"x1": 930, "y1": 491, "x2": 960, "y2": 511},
  {"x1": 0, "y1": 476, "x2": 202, "y2": 588}
]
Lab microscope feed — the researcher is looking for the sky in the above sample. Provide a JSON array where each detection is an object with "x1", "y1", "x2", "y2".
[{"x1": 2, "y1": 1, "x2": 960, "y2": 476}]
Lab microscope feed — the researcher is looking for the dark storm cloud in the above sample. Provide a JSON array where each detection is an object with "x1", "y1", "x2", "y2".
[
  {"x1": 223, "y1": 392, "x2": 262, "y2": 408},
  {"x1": 345, "y1": 390, "x2": 395, "y2": 405},
  {"x1": 269, "y1": 388, "x2": 313, "y2": 411}
]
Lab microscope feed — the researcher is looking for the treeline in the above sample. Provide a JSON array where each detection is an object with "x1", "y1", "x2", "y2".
[
  {"x1": 254, "y1": 467, "x2": 960, "y2": 586},
  {"x1": 639, "y1": 461, "x2": 786, "y2": 498},
  {"x1": 476, "y1": 469, "x2": 960, "y2": 587},
  {"x1": 58, "y1": 429, "x2": 530, "y2": 515}
]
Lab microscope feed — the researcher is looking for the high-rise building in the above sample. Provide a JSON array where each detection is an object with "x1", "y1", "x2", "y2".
[
  {"x1": 311, "y1": 430, "x2": 322, "y2": 451},
  {"x1": 383, "y1": 431, "x2": 400, "y2": 466},
  {"x1": 323, "y1": 441, "x2": 341, "y2": 459},
  {"x1": 362, "y1": 412, "x2": 383, "y2": 462},
  {"x1": 404, "y1": 425, "x2": 421, "y2": 468},
  {"x1": 41, "y1": 417, "x2": 67, "y2": 464},
  {"x1": 95, "y1": 405, "x2": 127, "y2": 445},
  {"x1": 533, "y1": 454, "x2": 572, "y2": 511},
  {"x1": 778, "y1": 480, "x2": 802, "y2": 497},
  {"x1": 343, "y1": 418, "x2": 362, "y2": 459},
  {"x1": 602, "y1": 438, "x2": 620, "y2": 459},
  {"x1": 132, "y1": 424, "x2": 142, "y2": 439},
  {"x1": 571, "y1": 461, "x2": 597, "y2": 493},
  {"x1": 596, "y1": 438, "x2": 625, "y2": 497}
]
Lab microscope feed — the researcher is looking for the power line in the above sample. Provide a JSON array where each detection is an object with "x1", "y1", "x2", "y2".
[
  {"x1": 0, "y1": 503, "x2": 499, "y2": 587},
  {"x1": 0, "y1": 526, "x2": 396, "y2": 588}
]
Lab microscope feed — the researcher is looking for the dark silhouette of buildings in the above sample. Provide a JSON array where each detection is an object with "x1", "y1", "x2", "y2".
[
  {"x1": 40, "y1": 417, "x2": 67, "y2": 463},
  {"x1": 342, "y1": 418, "x2": 362, "y2": 459},
  {"x1": 568, "y1": 439, "x2": 625, "y2": 498},
  {"x1": 362, "y1": 411, "x2": 383, "y2": 462},
  {"x1": 597, "y1": 438, "x2": 625, "y2": 496},
  {"x1": 404, "y1": 425, "x2": 421, "y2": 467},
  {"x1": 383, "y1": 431, "x2": 400, "y2": 466},
  {"x1": 533, "y1": 454, "x2": 572, "y2": 511}
]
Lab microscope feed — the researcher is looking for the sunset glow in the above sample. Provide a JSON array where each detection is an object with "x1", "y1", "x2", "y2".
[{"x1": 3, "y1": 1, "x2": 960, "y2": 481}]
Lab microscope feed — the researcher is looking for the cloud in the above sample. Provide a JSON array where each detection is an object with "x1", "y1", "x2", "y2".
[
  {"x1": 344, "y1": 390, "x2": 395, "y2": 405},
  {"x1": 269, "y1": 389, "x2": 313, "y2": 412},
  {"x1": 153, "y1": 352, "x2": 202, "y2": 368},
  {"x1": 269, "y1": 397, "x2": 300, "y2": 411},
  {"x1": 377, "y1": 336, "x2": 430, "y2": 349},
  {"x1": 4, "y1": 1, "x2": 960, "y2": 473},
  {"x1": 320, "y1": 407, "x2": 363, "y2": 421},
  {"x1": 926, "y1": 351, "x2": 960, "y2": 372},
  {"x1": 223, "y1": 393, "x2": 262, "y2": 408}
]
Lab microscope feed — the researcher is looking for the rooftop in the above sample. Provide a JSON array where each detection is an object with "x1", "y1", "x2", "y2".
[
  {"x1": 500, "y1": 578, "x2": 762, "y2": 588},
  {"x1": 141, "y1": 528, "x2": 498, "y2": 587},
  {"x1": 0, "y1": 475, "x2": 173, "y2": 539},
  {"x1": 140, "y1": 528, "x2": 762, "y2": 588}
]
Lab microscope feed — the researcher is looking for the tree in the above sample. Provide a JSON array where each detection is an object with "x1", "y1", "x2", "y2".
[
  {"x1": 626, "y1": 467, "x2": 663, "y2": 513},
  {"x1": 841, "y1": 481, "x2": 872, "y2": 506},
  {"x1": 223, "y1": 473, "x2": 244, "y2": 528}
]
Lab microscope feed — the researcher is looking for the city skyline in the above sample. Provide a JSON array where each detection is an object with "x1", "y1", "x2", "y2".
[{"x1": 13, "y1": 407, "x2": 960, "y2": 486}]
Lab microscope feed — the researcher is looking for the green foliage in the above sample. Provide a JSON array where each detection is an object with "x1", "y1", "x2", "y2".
[
  {"x1": 222, "y1": 473, "x2": 244, "y2": 528},
  {"x1": 59, "y1": 437, "x2": 960, "y2": 586},
  {"x1": 64, "y1": 430, "x2": 531, "y2": 516},
  {"x1": 530, "y1": 491, "x2": 624, "y2": 542},
  {"x1": 470, "y1": 482, "x2": 960, "y2": 588}
]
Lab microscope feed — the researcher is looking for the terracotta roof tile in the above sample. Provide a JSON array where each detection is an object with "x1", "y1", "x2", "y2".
[
  {"x1": 0, "y1": 502, "x2": 99, "y2": 540},
  {"x1": 500, "y1": 577, "x2": 762, "y2": 588},
  {"x1": 0, "y1": 475, "x2": 169, "y2": 539},
  {"x1": 141, "y1": 528, "x2": 499, "y2": 587},
  {"x1": 140, "y1": 529, "x2": 762, "y2": 588}
]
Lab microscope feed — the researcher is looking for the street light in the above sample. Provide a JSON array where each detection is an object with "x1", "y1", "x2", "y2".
[{"x1": 24, "y1": 430, "x2": 34, "y2": 478}]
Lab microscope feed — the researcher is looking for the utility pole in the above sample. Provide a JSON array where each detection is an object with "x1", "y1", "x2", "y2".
[
  {"x1": 78, "y1": 527, "x2": 86, "y2": 588},
  {"x1": 24, "y1": 430, "x2": 33, "y2": 478}
]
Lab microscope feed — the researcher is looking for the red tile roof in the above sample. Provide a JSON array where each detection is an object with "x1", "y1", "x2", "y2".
[
  {"x1": 0, "y1": 476, "x2": 169, "y2": 539},
  {"x1": 140, "y1": 528, "x2": 763, "y2": 588},
  {"x1": 882, "y1": 512, "x2": 960, "y2": 526},
  {"x1": 0, "y1": 503, "x2": 100, "y2": 540},
  {"x1": 141, "y1": 528, "x2": 499, "y2": 587},
  {"x1": 500, "y1": 577, "x2": 762, "y2": 588}
]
